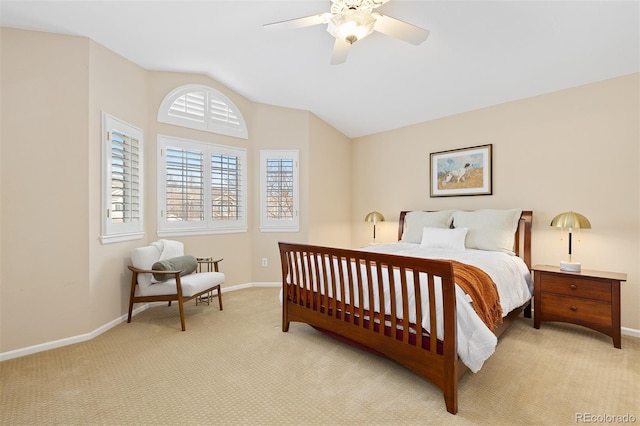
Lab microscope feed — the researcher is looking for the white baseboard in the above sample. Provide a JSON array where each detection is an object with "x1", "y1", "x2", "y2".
[
  {"x1": 0, "y1": 282, "x2": 280, "y2": 361},
  {"x1": 621, "y1": 326, "x2": 640, "y2": 339},
  {"x1": 0, "y1": 303, "x2": 148, "y2": 362},
  {"x1": 2, "y1": 281, "x2": 637, "y2": 361},
  {"x1": 251, "y1": 281, "x2": 281, "y2": 288}
]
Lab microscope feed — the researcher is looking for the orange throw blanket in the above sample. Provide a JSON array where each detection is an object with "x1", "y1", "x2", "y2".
[{"x1": 451, "y1": 261, "x2": 503, "y2": 331}]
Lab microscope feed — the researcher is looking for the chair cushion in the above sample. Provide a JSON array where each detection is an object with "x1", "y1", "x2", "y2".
[
  {"x1": 152, "y1": 255, "x2": 197, "y2": 282},
  {"x1": 136, "y1": 272, "x2": 225, "y2": 298}
]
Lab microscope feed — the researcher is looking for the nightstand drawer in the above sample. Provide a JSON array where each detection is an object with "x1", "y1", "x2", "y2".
[
  {"x1": 540, "y1": 293, "x2": 611, "y2": 326},
  {"x1": 539, "y1": 274, "x2": 611, "y2": 302}
]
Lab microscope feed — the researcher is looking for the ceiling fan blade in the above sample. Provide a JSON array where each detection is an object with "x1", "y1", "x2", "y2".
[
  {"x1": 373, "y1": 14, "x2": 430, "y2": 45},
  {"x1": 263, "y1": 13, "x2": 330, "y2": 31},
  {"x1": 330, "y1": 38, "x2": 351, "y2": 65}
]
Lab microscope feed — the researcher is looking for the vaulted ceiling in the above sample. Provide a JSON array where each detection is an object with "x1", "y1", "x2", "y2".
[{"x1": 2, "y1": 1, "x2": 638, "y2": 138}]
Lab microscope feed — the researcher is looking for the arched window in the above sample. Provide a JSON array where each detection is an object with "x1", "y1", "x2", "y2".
[{"x1": 158, "y1": 84, "x2": 248, "y2": 139}]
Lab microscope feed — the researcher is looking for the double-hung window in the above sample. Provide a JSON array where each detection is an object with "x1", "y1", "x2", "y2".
[
  {"x1": 158, "y1": 135, "x2": 247, "y2": 236},
  {"x1": 101, "y1": 113, "x2": 143, "y2": 244},
  {"x1": 260, "y1": 150, "x2": 299, "y2": 232}
]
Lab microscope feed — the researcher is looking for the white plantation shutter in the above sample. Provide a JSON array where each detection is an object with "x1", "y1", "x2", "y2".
[
  {"x1": 158, "y1": 135, "x2": 247, "y2": 236},
  {"x1": 260, "y1": 150, "x2": 299, "y2": 232},
  {"x1": 168, "y1": 92, "x2": 206, "y2": 123},
  {"x1": 266, "y1": 158, "x2": 294, "y2": 219},
  {"x1": 211, "y1": 153, "x2": 242, "y2": 220},
  {"x1": 165, "y1": 147, "x2": 204, "y2": 222},
  {"x1": 110, "y1": 130, "x2": 141, "y2": 223},
  {"x1": 210, "y1": 98, "x2": 240, "y2": 127},
  {"x1": 101, "y1": 113, "x2": 144, "y2": 243},
  {"x1": 158, "y1": 84, "x2": 248, "y2": 139}
]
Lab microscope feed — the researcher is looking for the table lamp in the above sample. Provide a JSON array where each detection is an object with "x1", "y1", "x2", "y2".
[
  {"x1": 550, "y1": 211, "x2": 591, "y2": 272},
  {"x1": 365, "y1": 211, "x2": 384, "y2": 244}
]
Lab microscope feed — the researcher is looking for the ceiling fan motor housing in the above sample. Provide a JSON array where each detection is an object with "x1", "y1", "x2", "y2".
[{"x1": 330, "y1": 0, "x2": 389, "y2": 15}]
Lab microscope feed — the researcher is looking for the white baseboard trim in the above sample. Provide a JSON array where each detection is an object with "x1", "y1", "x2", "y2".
[
  {"x1": 621, "y1": 326, "x2": 640, "y2": 339},
  {"x1": 0, "y1": 283, "x2": 280, "y2": 361},
  {"x1": 0, "y1": 303, "x2": 147, "y2": 362},
  {"x1": 2, "y1": 282, "x2": 636, "y2": 361},
  {"x1": 251, "y1": 281, "x2": 281, "y2": 288}
]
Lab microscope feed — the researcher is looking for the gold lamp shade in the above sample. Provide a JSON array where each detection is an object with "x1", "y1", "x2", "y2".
[
  {"x1": 365, "y1": 211, "x2": 384, "y2": 243},
  {"x1": 364, "y1": 211, "x2": 385, "y2": 224},
  {"x1": 550, "y1": 211, "x2": 591, "y2": 230},
  {"x1": 550, "y1": 211, "x2": 591, "y2": 272}
]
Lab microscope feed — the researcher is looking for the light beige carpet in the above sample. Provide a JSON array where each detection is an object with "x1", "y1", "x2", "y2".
[{"x1": 1, "y1": 287, "x2": 638, "y2": 425}]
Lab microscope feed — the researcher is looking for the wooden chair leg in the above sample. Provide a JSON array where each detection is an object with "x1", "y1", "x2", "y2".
[
  {"x1": 217, "y1": 285, "x2": 223, "y2": 310},
  {"x1": 177, "y1": 296, "x2": 186, "y2": 331},
  {"x1": 128, "y1": 272, "x2": 137, "y2": 323},
  {"x1": 127, "y1": 300, "x2": 134, "y2": 323}
]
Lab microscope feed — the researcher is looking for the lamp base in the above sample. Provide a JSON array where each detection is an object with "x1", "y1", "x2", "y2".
[{"x1": 560, "y1": 261, "x2": 582, "y2": 272}]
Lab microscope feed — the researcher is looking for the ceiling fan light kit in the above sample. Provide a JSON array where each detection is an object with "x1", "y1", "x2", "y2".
[
  {"x1": 327, "y1": 9, "x2": 377, "y2": 45},
  {"x1": 263, "y1": 0, "x2": 429, "y2": 64}
]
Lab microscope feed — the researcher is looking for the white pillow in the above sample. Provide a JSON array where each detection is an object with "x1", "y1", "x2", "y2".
[
  {"x1": 452, "y1": 209, "x2": 522, "y2": 254},
  {"x1": 401, "y1": 210, "x2": 455, "y2": 243},
  {"x1": 420, "y1": 227, "x2": 468, "y2": 250}
]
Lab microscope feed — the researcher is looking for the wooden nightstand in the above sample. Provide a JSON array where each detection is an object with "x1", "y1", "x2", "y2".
[{"x1": 532, "y1": 265, "x2": 626, "y2": 348}]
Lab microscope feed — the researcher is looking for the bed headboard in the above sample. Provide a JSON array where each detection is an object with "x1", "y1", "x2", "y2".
[{"x1": 397, "y1": 210, "x2": 533, "y2": 269}]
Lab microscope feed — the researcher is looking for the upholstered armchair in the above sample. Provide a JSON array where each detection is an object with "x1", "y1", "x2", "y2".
[{"x1": 127, "y1": 240, "x2": 224, "y2": 331}]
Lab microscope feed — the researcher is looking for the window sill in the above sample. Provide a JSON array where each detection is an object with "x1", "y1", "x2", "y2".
[
  {"x1": 100, "y1": 232, "x2": 144, "y2": 244},
  {"x1": 259, "y1": 227, "x2": 300, "y2": 233},
  {"x1": 157, "y1": 227, "x2": 248, "y2": 238}
]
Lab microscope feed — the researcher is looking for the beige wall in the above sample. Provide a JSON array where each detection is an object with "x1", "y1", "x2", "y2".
[
  {"x1": 308, "y1": 114, "x2": 352, "y2": 247},
  {"x1": 0, "y1": 28, "x2": 352, "y2": 354},
  {"x1": 1, "y1": 29, "x2": 92, "y2": 349},
  {"x1": 1, "y1": 27, "x2": 637, "y2": 356},
  {"x1": 351, "y1": 74, "x2": 640, "y2": 331},
  {"x1": 88, "y1": 39, "x2": 149, "y2": 329}
]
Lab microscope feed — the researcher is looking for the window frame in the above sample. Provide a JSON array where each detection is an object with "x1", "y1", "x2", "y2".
[
  {"x1": 260, "y1": 149, "x2": 299, "y2": 233},
  {"x1": 100, "y1": 112, "x2": 144, "y2": 244},
  {"x1": 157, "y1": 135, "x2": 247, "y2": 237}
]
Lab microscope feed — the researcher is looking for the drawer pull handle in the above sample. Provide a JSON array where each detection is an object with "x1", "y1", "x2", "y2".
[
  {"x1": 570, "y1": 305, "x2": 577, "y2": 311},
  {"x1": 569, "y1": 284, "x2": 577, "y2": 290}
]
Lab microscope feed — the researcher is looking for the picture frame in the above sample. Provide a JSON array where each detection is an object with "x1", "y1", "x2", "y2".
[{"x1": 430, "y1": 144, "x2": 492, "y2": 197}]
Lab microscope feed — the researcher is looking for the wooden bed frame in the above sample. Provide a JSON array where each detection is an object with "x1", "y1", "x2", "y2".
[{"x1": 279, "y1": 210, "x2": 532, "y2": 414}]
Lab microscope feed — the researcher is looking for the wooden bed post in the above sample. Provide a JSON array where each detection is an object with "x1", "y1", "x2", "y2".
[
  {"x1": 516, "y1": 211, "x2": 533, "y2": 318},
  {"x1": 282, "y1": 302, "x2": 290, "y2": 332},
  {"x1": 280, "y1": 243, "x2": 290, "y2": 332},
  {"x1": 442, "y1": 264, "x2": 458, "y2": 414}
]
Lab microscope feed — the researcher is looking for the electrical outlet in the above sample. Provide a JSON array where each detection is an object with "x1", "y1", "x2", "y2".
[{"x1": 261, "y1": 258, "x2": 268, "y2": 267}]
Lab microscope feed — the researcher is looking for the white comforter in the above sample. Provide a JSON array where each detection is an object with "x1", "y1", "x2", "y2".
[{"x1": 358, "y1": 243, "x2": 533, "y2": 372}]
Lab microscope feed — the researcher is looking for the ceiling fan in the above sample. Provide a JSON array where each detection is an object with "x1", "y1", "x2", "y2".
[{"x1": 263, "y1": 0, "x2": 430, "y2": 65}]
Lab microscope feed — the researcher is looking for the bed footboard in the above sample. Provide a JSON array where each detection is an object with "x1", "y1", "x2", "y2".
[{"x1": 278, "y1": 242, "x2": 461, "y2": 414}]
